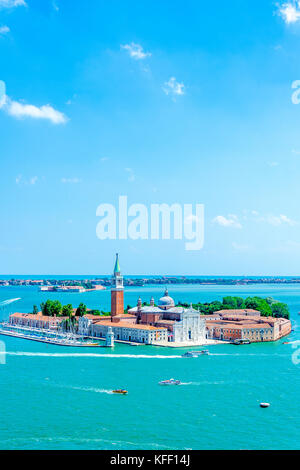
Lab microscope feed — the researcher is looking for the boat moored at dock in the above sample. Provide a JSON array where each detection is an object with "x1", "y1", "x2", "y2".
[
  {"x1": 231, "y1": 339, "x2": 251, "y2": 345},
  {"x1": 0, "y1": 324, "x2": 100, "y2": 347}
]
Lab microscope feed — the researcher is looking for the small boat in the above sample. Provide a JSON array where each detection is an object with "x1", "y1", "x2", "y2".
[
  {"x1": 182, "y1": 352, "x2": 198, "y2": 358},
  {"x1": 282, "y1": 342, "x2": 290, "y2": 344},
  {"x1": 182, "y1": 350, "x2": 209, "y2": 357},
  {"x1": 260, "y1": 402, "x2": 270, "y2": 408},
  {"x1": 159, "y1": 378, "x2": 181, "y2": 385},
  {"x1": 194, "y1": 350, "x2": 209, "y2": 355},
  {"x1": 231, "y1": 339, "x2": 251, "y2": 345},
  {"x1": 112, "y1": 389, "x2": 128, "y2": 395}
]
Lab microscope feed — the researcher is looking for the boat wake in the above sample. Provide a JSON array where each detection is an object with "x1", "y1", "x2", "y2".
[
  {"x1": 0, "y1": 351, "x2": 292, "y2": 359},
  {"x1": 179, "y1": 381, "x2": 226, "y2": 386},
  {"x1": 63, "y1": 384, "x2": 114, "y2": 395},
  {"x1": 2, "y1": 351, "x2": 182, "y2": 359},
  {"x1": 209, "y1": 353, "x2": 289, "y2": 357}
]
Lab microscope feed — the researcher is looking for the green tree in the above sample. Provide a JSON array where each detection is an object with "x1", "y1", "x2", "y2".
[
  {"x1": 52, "y1": 300, "x2": 62, "y2": 316},
  {"x1": 222, "y1": 296, "x2": 238, "y2": 309},
  {"x1": 208, "y1": 301, "x2": 223, "y2": 314},
  {"x1": 244, "y1": 297, "x2": 259, "y2": 310},
  {"x1": 33, "y1": 305, "x2": 39, "y2": 315},
  {"x1": 76, "y1": 303, "x2": 87, "y2": 317},
  {"x1": 235, "y1": 297, "x2": 245, "y2": 308},
  {"x1": 90, "y1": 309, "x2": 101, "y2": 316},
  {"x1": 245, "y1": 297, "x2": 272, "y2": 317},
  {"x1": 41, "y1": 300, "x2": 53, "y2": 316},
  {"x1": 62, "y1": 304, "x2": 73, "y2": 318},
  {"x1": 271, "y1": 302, "x2": 290, "y2": 319}
]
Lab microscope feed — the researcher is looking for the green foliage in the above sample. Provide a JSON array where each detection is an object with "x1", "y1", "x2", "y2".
[
  {"x1": 62, "y1": 304, "x2": 73, "y2": 318},
  {"x1": 271, "y1": 302, "x2": 290, "y2": 319},
  {"x1": 89, "y1": 309, "x2": 101, "y2": 316},
  {"x1": 32, "y1": 305, "x2": 39, "y2": 315},
  {"x1": 52, "y1": 300, "x2": 63, "y2": 316},
  {"x1": 223, "y1": 296, "x2": 238, "y2": 309},
  {"x1": 40, "y1": 299, "x2": 62, "y2": 316},
  {"x1": 76, "y1": 303, "x2": 87, "y2": 317},
  {"x1": 235, "y1": 297, "x2": 245, "y2": 308},
  {"x1": 244, "y1": 297, "x2": 272, "y2": 317},
  {"x1": 191, "y1": 295, "x2": 289, "y2": 319}
]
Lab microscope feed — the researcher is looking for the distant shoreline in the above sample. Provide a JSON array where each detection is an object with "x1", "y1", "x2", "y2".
[{"x1": 1, "y1": 276, "x2": 300, "y2": 287}]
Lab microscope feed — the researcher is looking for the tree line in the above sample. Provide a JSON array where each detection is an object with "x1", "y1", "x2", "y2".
[
  {"x1": 178, "y1": 296, "x2": 290, "y2": 319},
  {"x1": 33, "y1": 300, "x2": 110, "y2": 318}
]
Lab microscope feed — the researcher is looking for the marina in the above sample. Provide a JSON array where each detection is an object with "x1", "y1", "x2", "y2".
[{"x1": 0, "y1": 323, "x2": 100, "y2": 347}]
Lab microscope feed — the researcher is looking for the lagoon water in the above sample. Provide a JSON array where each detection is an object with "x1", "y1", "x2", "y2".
[{"x1": 0, "y1": 283, "x2": 299, "y2": 450}]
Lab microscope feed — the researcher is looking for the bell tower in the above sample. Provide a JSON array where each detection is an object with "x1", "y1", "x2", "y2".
[{"x1": 111, "y1": 253, "x2": 124, "y2": 317}]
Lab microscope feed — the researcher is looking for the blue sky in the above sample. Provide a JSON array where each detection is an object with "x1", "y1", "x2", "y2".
[{"x1": 1, "y1": 0, "x2": 300, "y2": 275}]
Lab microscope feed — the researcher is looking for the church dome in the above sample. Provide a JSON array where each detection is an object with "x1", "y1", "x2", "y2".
[{"x1": 158, "y1": 288, "x2": 175, "y2": 308}]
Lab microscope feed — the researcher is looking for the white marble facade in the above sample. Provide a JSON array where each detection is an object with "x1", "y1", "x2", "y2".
[{"x1": 173, "y1": 307, "x2": 206, "y2": 343}]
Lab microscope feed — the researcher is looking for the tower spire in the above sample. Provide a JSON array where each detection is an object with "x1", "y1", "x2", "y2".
[
  {"x1": 114, "y1": 253, "x2": 121, "y2": 275},
  {"x1": 111, "y1": 253, "x2": 124, "y2": 318}
]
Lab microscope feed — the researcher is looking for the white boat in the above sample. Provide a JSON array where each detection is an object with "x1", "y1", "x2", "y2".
[
  {"x1": 159, "y1": 378, "x2": 181, "y2": 385},
  {"x1": 182, "y1": 350, "x2": 209, "y2": 357}
]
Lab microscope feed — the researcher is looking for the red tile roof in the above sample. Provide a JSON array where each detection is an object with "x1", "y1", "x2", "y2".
[{"x1": 93, "y1": 320, "x2": 166, "y2": 331}]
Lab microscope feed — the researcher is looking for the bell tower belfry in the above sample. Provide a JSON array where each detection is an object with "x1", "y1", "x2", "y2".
[{"x1": 111, "y1": 253, "x2": 124, "y2": 317}]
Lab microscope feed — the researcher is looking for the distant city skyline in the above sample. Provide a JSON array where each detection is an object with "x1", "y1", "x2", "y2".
[{"x1": 1, "y1": 1, "x2": 300, "y2": 275}]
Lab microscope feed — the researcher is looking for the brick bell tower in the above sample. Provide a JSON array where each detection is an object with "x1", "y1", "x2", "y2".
[{"x1": 111, "y1": 253, "x2": 124, "y2": 319}]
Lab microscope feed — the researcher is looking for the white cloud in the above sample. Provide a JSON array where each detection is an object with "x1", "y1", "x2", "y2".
[
  {"x1": 263, "y1": 214, "x2": 297, "y2": 226},
  {"x1": 0, "y1": 25, "x2": 10, "y2": 35},
  {"x1": 121, "y1": 43, "x2": 151, "y2": 60},
  {"x1": 268, "y1": 161, "x2": 279, "y2": 167},
  {"x1": 0, "y1": 80, "x2": 6, "y2": 107},
  {"x1": 0, "y1": 81, "x2": 67, "y2": 124},
  {"x1": 29, "y1": 176, "x2": 38, "y2": 185},
  {"x1": 277, "y1": 2, "x2": 300, "y2": 24},
  {"x1": 61, "y1": 178, "x2": 81, "y2": 184},
  {"x1": 163, "y1": 77, "x2": 185, "y2": 97},
  {"x1": 0, "y1": 0, "x2": 26, "y2": 9},
  {"x1": 16, "y1": 175, "x2": 38, "y2": 185},
  {"x1": 5, "y1": 98, "x2": 67, "y2": 124},
  {"x1": 212, "y1": 214, "x2": 242, "y2": 229},
  {"x1": 125, "y1": 168, "x2": 135, "y2": 182}
]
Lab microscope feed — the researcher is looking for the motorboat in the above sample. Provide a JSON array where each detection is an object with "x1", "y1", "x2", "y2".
[
  {"x1": 182, "y1": 350, "x2": 209, "y2": 357},
  {"x1": 182, "y1": 351, "x2": 198, "y2": 358},
  {"x1": 260, "y1": 402, "x2": 270, "y2": 408},
  {"x1": 159, "y1": 378, "x2": 181, "y2": 385},
  {"x1": 112, "y1": 389, "x2": 128, "y2": 395},
  {"x1": 194, "y1": 350, "x2": 209, "y2": 355},
  {"x1": 231, "y1": 339, "x2": 251, "y2": 345}
]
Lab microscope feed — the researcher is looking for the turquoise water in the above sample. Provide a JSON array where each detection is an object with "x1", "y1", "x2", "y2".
[{"x1": 0, "y1": 284, "x2": 299, "y2": 450}]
